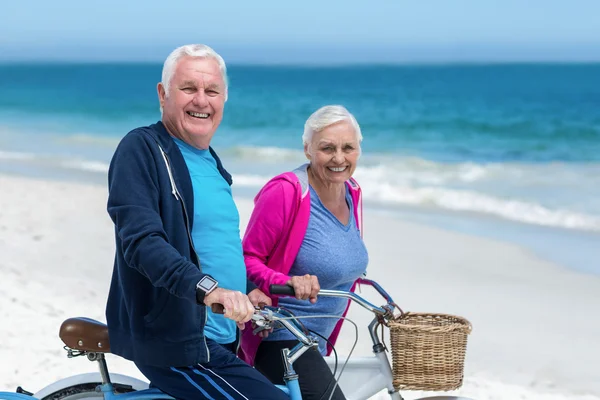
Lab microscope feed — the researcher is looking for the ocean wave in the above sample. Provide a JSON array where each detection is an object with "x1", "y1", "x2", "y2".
[
  {"x1": 230, "y1": 155, "x2": 600, "y2": 232},
  {"x1": 223, "y1": 146, "x2": 496, "y2": 184},
  {"x1": 226, "y1": 146, "x2": 600, "y2": 188},
  {"x1": 0, "y1": 150, "x2": 37, "y2": 161},
  {"x1": 356, "y1": 157, "x2": 600, "y2": 189},
  {"x1": 361, "y1": 183, "x2": 600, "y2": 231},
  {"x1": 226, "y1": 145, "x2": 598, "y2": 182},
  {"x1": 0, "y1": 150, "x2": 110, "y2": 174},
  {"x1": 233, "y1": 174, "x2": 272, "y2": 187},
  {"x1": 3, "y1": 145, "x2": 599, "y2": 232},
  {"x1": 357, "y1": 157, "x2": 490, "y2": 185},
  {"x1": 56, "y1": 134, "x2": 121, "y2": 147},
  {"x1": 60, "y1": 159, "x2": 110, "y2": 173},
  {"x1": 222, "y1": 146, "x2": 600, "y2": 231},
  {"x1": 223, "y1": 146, "x2": 307, "y2": 163},
  {"x1": 232, "y1": 171, "x2": 600, "y2": 231}
]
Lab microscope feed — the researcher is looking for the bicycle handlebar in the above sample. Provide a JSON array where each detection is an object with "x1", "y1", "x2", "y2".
[
  {"x1": 270, "y1": 278, "x2": 398, "y2": 318},
  {"x1": 249, "y1": 279, "x2": 400, "y2": 361},
  {"x1": 213, "y1": 279, "x2": 398, "y2": 321},
  {"x1": 269, "y1": 284, "x2": 296, "y2": 296}
]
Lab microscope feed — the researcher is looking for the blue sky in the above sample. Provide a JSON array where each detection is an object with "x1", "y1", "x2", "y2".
[{"x1": 1, "y1": 0, "x2": 600, "y2": 63}]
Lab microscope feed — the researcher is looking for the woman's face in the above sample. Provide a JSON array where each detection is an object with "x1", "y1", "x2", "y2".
[{"x1": 305, "y1": 120, "x2": 361, "y2": 186}]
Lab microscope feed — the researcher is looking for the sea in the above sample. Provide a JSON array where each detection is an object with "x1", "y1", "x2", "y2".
[{"x1": 1, "y1": 63, "x2": 599, "y2": 274}]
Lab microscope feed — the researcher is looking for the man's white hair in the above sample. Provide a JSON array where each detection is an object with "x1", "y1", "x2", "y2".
[
  {"x1": 160, "y1": 44, "x2": 228, "y2": 113},
  {"x1": 302, "y1": 105, "x2": 362, "y2": 150}
]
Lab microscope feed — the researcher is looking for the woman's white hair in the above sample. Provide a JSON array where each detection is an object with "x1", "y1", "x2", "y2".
[
  {"x1": 302, "y1": 105, "x2": 362, "y2": 151},
  {"x1": 161, "y1": 44, "x2": 229, "y2": 103}
]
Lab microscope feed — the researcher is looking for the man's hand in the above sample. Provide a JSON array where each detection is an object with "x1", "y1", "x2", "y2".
[
  {"x1": 287, "y1": 274, "x2": 320, "y2": 304},
  {"x1": 203, "y1": 288, "x2": 255, "y2": 330},
  {"x1": 248, "y1": 288, "x2": 273, "y2": 337},
  {"x1": 248, "y1": 289, "x2": 273, "y2": 338},
  {"x1": 248, "y1": 288, "x2": 272, "y2": 308}
]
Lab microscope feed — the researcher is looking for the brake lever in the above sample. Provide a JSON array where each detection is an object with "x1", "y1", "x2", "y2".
[
  {"x1": 252, "y1": 307, "x2": 275, "y2": 334},
  {"x1": 253, "y1": 324, "x2": 271, "y2": 335}
]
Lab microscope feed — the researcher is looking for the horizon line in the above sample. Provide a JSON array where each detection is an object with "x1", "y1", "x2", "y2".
[{"x1": 2, "y1": 59, "x2": 600, "y2": 67}]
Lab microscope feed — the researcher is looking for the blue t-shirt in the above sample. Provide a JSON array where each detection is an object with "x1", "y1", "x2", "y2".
[
  {"x1": 173, "y1": 137, "x2": 246, "y2": 344},
  {"x1": 264, "y1": 185, "x2": 369, "y2": 354}
]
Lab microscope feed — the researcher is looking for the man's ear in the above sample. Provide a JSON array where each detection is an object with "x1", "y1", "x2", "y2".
[{"x1": 157, "y1": 82, "x2": 166, "y2": 109}]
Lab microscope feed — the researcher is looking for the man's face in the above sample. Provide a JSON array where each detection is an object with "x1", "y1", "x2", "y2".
[{"x1": 158, "y1": 56, "x2": 226, "y2": 149}]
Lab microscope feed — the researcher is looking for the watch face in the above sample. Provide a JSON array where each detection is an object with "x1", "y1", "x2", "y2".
[{"x1": 198, "y1": 277, "x2": 217, "y2": 291}]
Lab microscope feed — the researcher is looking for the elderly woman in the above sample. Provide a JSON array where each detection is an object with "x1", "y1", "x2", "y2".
[{"x1": 239, "y1": 105, "x2": 368, "y2": 400}]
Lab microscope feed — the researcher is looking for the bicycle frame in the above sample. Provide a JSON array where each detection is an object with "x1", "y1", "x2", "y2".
[
  {"x1": 0, "y1": 394, "x2": 39, "y2": 400},
  {"x1": 55, "y1": 353, "x2": 175, "y2": 400},
  {"x1": 265, "y1": 277, "x2": 402, "y2": 400},
  {"x1": 322, "y1": 316, "x2": 399, "y2": 400},
  {"x1": 324, "y1": 356, "x2": 393, "y2": 400},
  {"x1": 252, "y1": 305, "x2": 320, "y2": 400},
  {"x1": 92, "y1": 385, "x2": 172, "y2": 400},
  {"x1": 1, "y1": 278, "x2": 473, "y2": 400},
  {"x1": 266, "y1": 278, "x2": 474, "y2": 400},
  {"x1": 324, "y1": 278, "x2": 401, "y2": 399}
]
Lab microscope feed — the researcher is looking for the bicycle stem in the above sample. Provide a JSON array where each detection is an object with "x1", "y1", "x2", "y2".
[
  {"x1": 367, "y1": 318, "x2": 383, "y2": 349},
  {"x1": 286, "y1": 341, "x2": 314, "y2": 365}
]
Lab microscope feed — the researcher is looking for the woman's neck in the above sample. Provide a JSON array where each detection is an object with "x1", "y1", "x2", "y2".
[{"x1": 308, "y1": 167, "x2": 345, "y2": 205}]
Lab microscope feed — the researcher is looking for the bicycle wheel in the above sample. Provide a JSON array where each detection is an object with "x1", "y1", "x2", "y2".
[{"x1": 39, "y1": 382, "x2": 136, "y2": 400}]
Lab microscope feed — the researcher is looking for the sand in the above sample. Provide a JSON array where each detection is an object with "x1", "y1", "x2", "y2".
[{"x1": 1, "y1": 174, "x2": 598, "y2": 400}]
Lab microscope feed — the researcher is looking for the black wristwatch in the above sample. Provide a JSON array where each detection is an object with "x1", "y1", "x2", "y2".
[{"x1": 195, "y1": 275, "x2": 218, "y2": 305}]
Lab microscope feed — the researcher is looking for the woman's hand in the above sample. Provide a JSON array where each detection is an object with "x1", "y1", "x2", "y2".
[
  {"x1": 248, "y1": 288, "x2": 272, "y2": 308},
  {"x1": 286, "y1": 274, "x2": 320, "y2": 304}
]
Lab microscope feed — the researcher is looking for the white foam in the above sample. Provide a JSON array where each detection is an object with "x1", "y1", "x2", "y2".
[
  {"x1": 356, "y1": 157, "x2": 600, "y2": 188},
  {"x1": 56, "y1": 133, "x2": 121, "y2": 147},
  {"x1": 225, "y1": 145, "x2": 307, "y2": 163},
  {"x1": 226, "y1": 146, "x2": 600, "y2": 190},
  {"x1": 0, "y1": 150, "x2": 37, "y2": 161},
  {"x1": 60, "y1": 159, "x2": 110, "y2": 173},
  {"x1": 359, "y1": 182, "x2": 600, "y2": 231},
  {"x1": 230, "y1": 154, "x2": 600, "y2": 231},
  {"x1": 233, "y1": 174, "x2": 270, "y2": 187},
  {"x1": 4, "y1": 143, "x2": 599, "y2": 232},
  {"x1": 0, "y1": 150, "x2": 110, "y2": 174}
]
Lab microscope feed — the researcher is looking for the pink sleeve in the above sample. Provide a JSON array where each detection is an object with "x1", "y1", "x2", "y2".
[{"x1": 243, "y1": 180, "x2": 296, "y2": 294}]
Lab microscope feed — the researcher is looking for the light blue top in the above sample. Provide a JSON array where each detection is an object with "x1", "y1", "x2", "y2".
[
  {"x1": 264, "y1": 185, "x2": 369, "y2": 354},
  {"x1": 173, "y1": 137, "x2": 246, "y2": 344}
]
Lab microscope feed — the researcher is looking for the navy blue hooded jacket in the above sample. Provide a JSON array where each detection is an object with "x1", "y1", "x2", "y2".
[{"x1": 105, "y1": 121, "x2": 256, "y2": 367}]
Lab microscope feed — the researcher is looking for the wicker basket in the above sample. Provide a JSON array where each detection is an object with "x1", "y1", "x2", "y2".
[{"x1": 388, "y1": 312, "x2": 472, "y2": 391}]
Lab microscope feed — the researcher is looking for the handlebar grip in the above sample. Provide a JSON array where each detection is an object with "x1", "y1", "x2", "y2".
[
  {"x1": 211, "y1": 302, "x2": 270, "y2": 314},
  {"x1": 211, "y1": 304, "x2": 225, "y2": 314},
  {"x1": 270, "y1": 284, "x2": 296, "y2": 296}
]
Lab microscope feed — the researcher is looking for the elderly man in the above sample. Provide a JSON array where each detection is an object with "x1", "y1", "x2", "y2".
[{"x1": 105, "y1": 44, "x2": 287, "y2": 400}]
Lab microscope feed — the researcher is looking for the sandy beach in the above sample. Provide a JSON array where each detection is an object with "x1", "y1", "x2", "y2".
[{"x1": 1, "y1": 173, "x2": 599, "y2": 400}]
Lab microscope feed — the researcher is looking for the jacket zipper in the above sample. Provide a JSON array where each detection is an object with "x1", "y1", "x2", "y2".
[{"x1": 158, "y1": 144, "x2": 211, "y2": 362}]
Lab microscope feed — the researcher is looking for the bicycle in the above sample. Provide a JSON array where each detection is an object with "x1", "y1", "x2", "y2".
[{"x1": 0, "y1": 278, "x2": 474, "y2": 400}]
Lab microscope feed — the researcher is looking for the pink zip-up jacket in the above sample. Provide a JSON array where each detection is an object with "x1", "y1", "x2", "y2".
[{"x1": 239, "y1": 163, "x2": 363, "y2": 365}]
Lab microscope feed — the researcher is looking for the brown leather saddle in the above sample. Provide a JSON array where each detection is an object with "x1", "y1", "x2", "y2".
[{"x1": 59, "y1": 317, "x2": 111, "y2": 353}]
